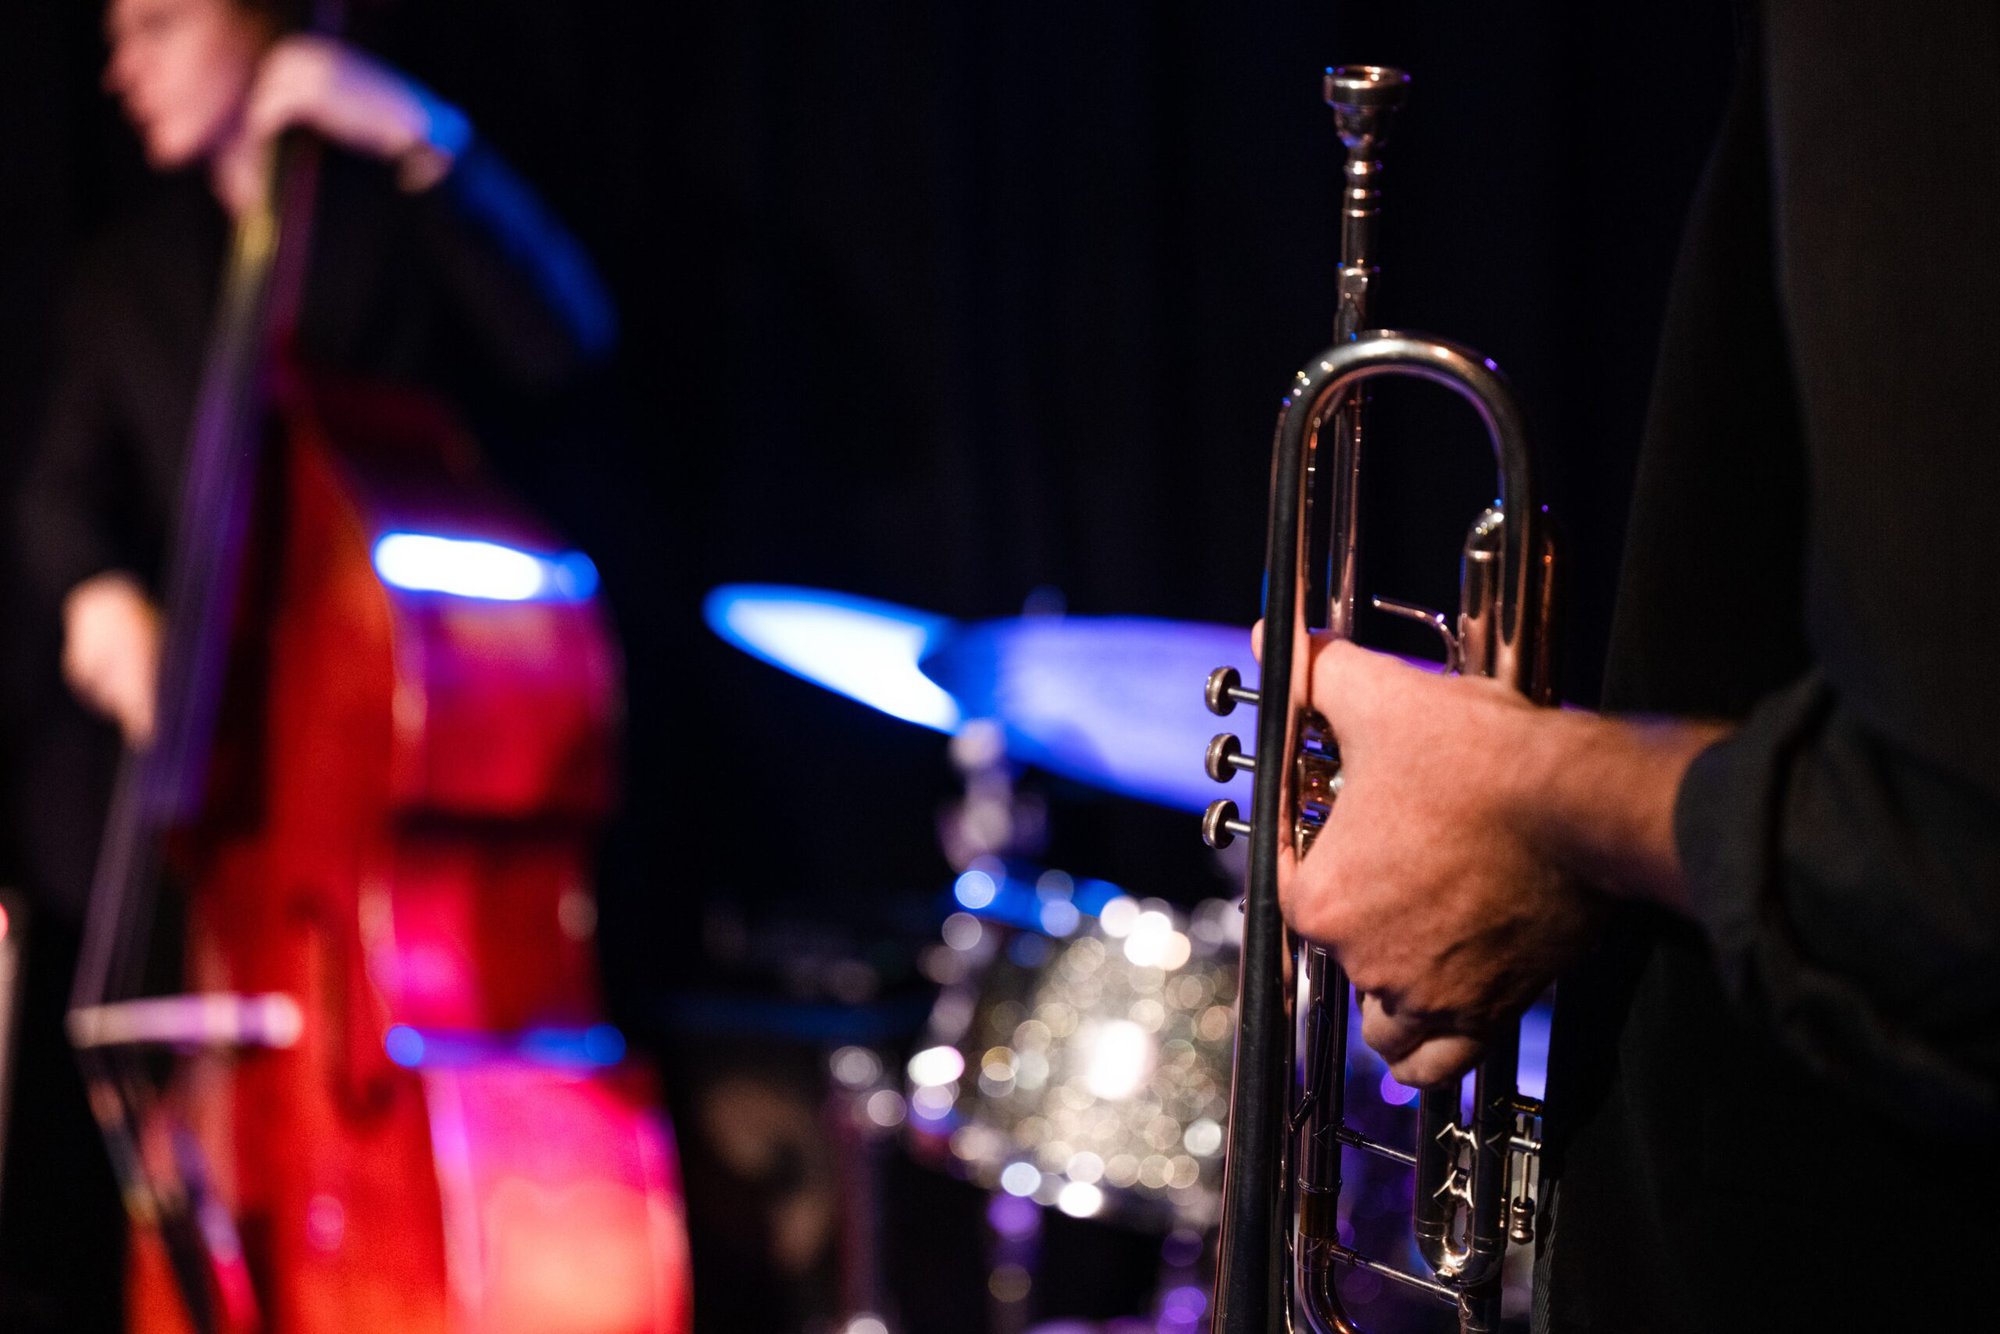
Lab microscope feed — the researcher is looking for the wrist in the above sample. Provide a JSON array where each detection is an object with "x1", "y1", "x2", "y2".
[
  {"x1": 1510, "y1": 706, "x2": 1730, "y2": 915},
  {"x1": 396, "y1": 91, "x2": 472, "y2": 193}
]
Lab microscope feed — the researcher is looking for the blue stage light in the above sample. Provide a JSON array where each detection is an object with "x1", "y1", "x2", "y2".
[{"x1": 372, "y1": 532, "x2": 599, "y2": 603}]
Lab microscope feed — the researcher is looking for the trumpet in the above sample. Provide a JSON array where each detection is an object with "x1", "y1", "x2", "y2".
[{"x1": 1198, "y1": 66, "x2": 1555, "y2": 1334}]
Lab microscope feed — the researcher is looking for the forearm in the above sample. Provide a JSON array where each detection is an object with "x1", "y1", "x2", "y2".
[
  {"x1": 1290, "y1": 638, "x2": 1999, "y2": 1118},
  {"x1": 1516, "y1": 708, "x2": 1732, "y2": 914},
  {"x1": 246, "y1": 36, "x2": 614, "y2": 382},
  {"x1": 1519, "y1": 681, "x2": 2000, "y2": 1132},
  {"x1": 412, "y1": 134, "x2": 617, "y2": 385},
  {"x1": 17, "y1": 286, "x2": 142, "y2": 608}
]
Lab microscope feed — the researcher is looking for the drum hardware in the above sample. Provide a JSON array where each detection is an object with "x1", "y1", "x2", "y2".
[
  {"x1": 827, "y1": 1044, "x2": 908, "y2": 1334},
  {"x1": 940, "y1": 717, "x2": 1050, "y2": 878}
]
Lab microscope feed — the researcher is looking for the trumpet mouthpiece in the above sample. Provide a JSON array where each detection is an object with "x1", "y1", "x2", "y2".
[{"x1": 1324, "y1": 65, "x2": 1411, "y2": 155}]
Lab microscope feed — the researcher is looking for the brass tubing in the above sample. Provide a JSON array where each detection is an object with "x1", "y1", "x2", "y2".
[{"x1": 1207, "y1": 330, "x2": 1549, "y2": 1334}]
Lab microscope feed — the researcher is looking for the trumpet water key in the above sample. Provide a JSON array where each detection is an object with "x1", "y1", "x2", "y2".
[{"x1": 1199, "y1": 66, "x2": 1555, "y2": 1334}]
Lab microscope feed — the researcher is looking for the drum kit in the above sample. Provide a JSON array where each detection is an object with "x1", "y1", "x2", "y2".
[{"x1": 704, "y1": 585, "x2": 1539, "y2": 1334}]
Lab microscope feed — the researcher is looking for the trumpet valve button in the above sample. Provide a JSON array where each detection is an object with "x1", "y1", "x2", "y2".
[
  {"x1": 1205, "y1": 733, "x2": 1253, "y2": 782},
  {"x1": 1202, "y1": 799, "x2": 1251, "y2": 850},
  {"x1": 1204, "y1": 666, "x2": 1259, "y2": 716},
  {"x1": 1204, "y1": 666, "x2": 1240, "y2": 715}
]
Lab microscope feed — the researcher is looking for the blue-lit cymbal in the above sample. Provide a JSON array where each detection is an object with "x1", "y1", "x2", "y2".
[
  {"x1": 706, "y1": 585, "x2": 1263, "y2": 812},
  {"x1": 703, "y1": 584, "x2": 962, "y2": 730},
  {"x1": 920, "y1": 617, "x2": 1256, "y2": 814}
]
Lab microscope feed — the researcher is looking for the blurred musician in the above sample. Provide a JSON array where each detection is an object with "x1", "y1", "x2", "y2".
[
  {"x1": 26, "y1": 0, "x2": 612, "y2": 750},
  {"x1": 6, "y1": 1, "x2": 612, "y2": 1325},
  {"x1": 1276, "y1": 6, "x2": 1996, "y2": 1331}
]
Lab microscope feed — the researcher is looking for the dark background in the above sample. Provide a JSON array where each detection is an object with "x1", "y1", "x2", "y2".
[{"x1": 0, "y1": 2, "x2": 1735, "y2": 1329}]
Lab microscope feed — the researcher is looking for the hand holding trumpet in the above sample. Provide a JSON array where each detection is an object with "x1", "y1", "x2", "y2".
[{"x1": 1272, "y1": 633, "x2": 1729, "y2": 1087}]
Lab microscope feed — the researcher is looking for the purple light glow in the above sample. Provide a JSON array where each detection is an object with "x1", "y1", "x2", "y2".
[
  {"x1": 1378, "y1": 1069, "x2": 1419, "y2": 1107},
  {"x1": 1160, "y1": 1284, "x2": 1208, "y2": 1322},
  {"x1": 381, "y1": 1023, "x2": 627, "y2": 1070},
  {"x1": 986, "y1": 1192, "x2": 1041, "y2": 1241}
]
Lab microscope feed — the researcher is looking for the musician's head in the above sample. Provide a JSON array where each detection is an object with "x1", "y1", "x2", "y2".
[{"x1": 102, "y1": 0, "x2": 285, "y2": 169}]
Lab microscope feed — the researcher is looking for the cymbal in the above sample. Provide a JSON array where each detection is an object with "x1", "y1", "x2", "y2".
[
  {"x1": 704, "y1": 584, "x2": 1257, "y2": 813},
  {"x1": 703, "y1": 584, "x2": 961, "y2": 730},
  {"x1": 919, "y1": 615, "x2": 1253, "y2": 813}
]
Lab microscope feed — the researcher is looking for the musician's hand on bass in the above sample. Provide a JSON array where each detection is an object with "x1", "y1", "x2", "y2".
[{"x1": 241, "y1": 35, "x2": 470, "y2": 191}]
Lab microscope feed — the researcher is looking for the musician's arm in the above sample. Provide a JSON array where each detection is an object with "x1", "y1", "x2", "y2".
[
  {"x1": 404, "y1": 132, "x2": 618, "y2": 390},
  {"x1": 1643, "y1": 675, "x2": 2000, "y2": 1135},
  {"x1": 18, "y1": 290, "x2": 125, "y2": 603},
  {"x1": 1510, "y1": 703, "x2": 1721, "y2": 915},
  {"x1": 1279, "y1": 642, "x2": 1713, "y2": 1077},
  {"x1": 15, "y1": 273, "x2": 161, "y2": 744},
  {"x1": 246, "y1": 36, "x2": 616, "y2": 389},
  {"x1": 1488, "y1": 670, "x2": 2000, "y2": 1134},
  {"x1": 1285, "y1": 642, "x2": 2000, "y2": 1134}
]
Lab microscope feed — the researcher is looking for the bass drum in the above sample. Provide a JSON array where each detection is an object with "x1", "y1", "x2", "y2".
[{"x1": 905, "y1": 874, "x2": 1239, "y2": 1233}]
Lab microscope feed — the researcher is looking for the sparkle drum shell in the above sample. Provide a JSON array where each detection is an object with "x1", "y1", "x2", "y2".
[{"x1": 907, "y1": 892, "x2": 1240, "y2": 1230}]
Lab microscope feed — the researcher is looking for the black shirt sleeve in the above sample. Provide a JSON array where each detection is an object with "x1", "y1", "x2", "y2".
[
  {"x1": 406, "y1": 133, "x2": 618, "y2": 392},
  {"x1": 14, "y1": 268, "x2": 155, "y2": 605},
  {"x1": 1677, "y1": 677, "x2": 2000, "y2": 1134},
  {"x1": 1662, "y1": 3, "x2": 2000, "y2": 1135}
]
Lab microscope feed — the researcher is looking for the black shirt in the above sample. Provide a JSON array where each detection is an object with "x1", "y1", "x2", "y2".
[{"x1": 1539, "y1": 5, "x2": 2000, "y2": 1329}]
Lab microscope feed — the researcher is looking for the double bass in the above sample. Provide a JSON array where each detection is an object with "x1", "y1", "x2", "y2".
[{"x1": 65, "y1": 43, "x2": 693, "y2": 1334}]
